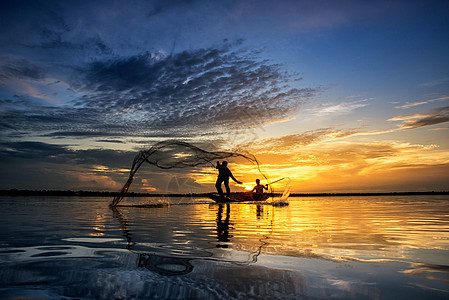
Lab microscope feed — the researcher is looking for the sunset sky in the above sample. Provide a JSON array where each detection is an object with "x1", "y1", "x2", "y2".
[{"x1": 1, "y1": 0, "x2": 448, "y2": 193}]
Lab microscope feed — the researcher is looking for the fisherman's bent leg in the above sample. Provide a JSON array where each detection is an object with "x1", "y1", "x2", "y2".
[
  {"x1": 224, "y1": 180, "x2": 230, "y2": 198},
  {"x1": 216, "y1": 180, "x2": 224, "y2": 197}
]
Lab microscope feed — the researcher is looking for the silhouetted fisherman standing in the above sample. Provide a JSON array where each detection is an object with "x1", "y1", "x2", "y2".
[{"x1": 216, "y1": 161, "x2": 242, "y2": 198}]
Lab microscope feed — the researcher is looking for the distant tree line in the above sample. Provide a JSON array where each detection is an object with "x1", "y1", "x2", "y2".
[
  {"x1": 0, "y1": 189, "x2": 447, "y2": 197},
  {"x1": 0, "y1": 189, "x2": 212, "y2": 197}
]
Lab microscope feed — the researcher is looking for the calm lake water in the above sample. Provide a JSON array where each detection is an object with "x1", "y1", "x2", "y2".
[{"x1": 0, "y1": 195, "x2": 448, "y2": 299}]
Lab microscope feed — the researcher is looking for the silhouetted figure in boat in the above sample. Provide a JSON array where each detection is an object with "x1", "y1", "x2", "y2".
[
  {"x1": 251, "y1": 179, "x2": 268, "y2": 201},
  {"x1": 216, "y1": 161, "x2": 242, "y2": 198}
]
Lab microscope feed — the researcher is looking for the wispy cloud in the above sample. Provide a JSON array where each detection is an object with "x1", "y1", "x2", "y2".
[
  {"x1": 308, "y1": 99, "x2": 369, "y2": 117},
  {"x1": 388, "y1": 114, "x2": 430, "y2": 122},
  {"x1": 430, "y1": 126, "x2": 449, "y2": 131},
  {"x1": 389, "y1": 106, "x2": 449, "y2": 130},
  {"x1": 418, "y1": 77, "x2": 449, "y2": 88},
  {"x1": 226, "y1": 0, "x2": 410, "y2": 35},
  {"x1": 394, "y1": 96, "x2": 449, "y2": 109},
  {"x1": 395, "y1": 101, "x2": 428, "y2": 109},
  {"x1": 248, "y1": 105, "x2": 449, "y2": 151},
  {"x1": 246, "y1": 127, "x2": 365, "y2": 151},
  {"x1": 429, "y1": 96, "x2": 449, "y2": 102}
]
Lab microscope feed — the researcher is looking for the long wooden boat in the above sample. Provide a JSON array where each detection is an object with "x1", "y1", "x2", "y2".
[{"x1": 208, "y1": 192, "x2": 269, "y2": 203}]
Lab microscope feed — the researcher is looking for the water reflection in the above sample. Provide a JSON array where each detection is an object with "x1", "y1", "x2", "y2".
[
  {"x1": 401, "y1": 263, "x2": 449, "y2": 285},
  {"x1": 1, "y1": 195, "x2": 448, "y2": 299},
  {"x1": 110, "y1": 202, "x2": 275, "y2": 276},
  {"x1": 216, "y1": 203, "x2": 232, "y2": 247},
  {"x1": 112, "y1": 206, "x2": 194, "y2": 276},
  {"x1": 256, "y1": 204, "x2": 264, "y2": 219}
]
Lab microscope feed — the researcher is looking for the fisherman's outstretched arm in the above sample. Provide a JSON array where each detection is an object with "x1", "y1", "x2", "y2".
[{"x1": 229, "y1": 173, "x2": 242, "y2": 184}]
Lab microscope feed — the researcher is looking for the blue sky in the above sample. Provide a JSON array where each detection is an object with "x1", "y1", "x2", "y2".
[{"x1": 1, "y1": 0, "x2": 448, "y2": 192}]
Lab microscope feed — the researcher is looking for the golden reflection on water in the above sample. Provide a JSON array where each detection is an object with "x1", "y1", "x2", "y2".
[
  {"x1": 110, "y1": 195, "x2": 449, "y2": 296},
  {"x1": 2, "y1": 195, "x2": 448, "y2": 299},
  {"x1": 187, "y1": 196, "x2": 449, "y2": 263}
]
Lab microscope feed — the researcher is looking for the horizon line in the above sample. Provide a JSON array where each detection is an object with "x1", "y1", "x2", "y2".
[{"x1": 1, "y1": 189, "x2": 448, "y2": 197}]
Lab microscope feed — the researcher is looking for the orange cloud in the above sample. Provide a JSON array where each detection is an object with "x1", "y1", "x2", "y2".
[{"x1": 238, "y1": 134, "x2": 449, "y2": 192}]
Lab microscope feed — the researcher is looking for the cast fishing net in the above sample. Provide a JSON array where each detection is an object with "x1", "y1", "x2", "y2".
[{"x1": 110, "y1": 141, "x2": 284, "y2": 206}]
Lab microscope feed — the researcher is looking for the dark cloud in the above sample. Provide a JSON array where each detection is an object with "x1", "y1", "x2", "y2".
[
  {"x1": 0, "y1": 140, "x2": 212, "y2": 191},
  {"x1": 25, "y1": 35, "x2": 114, "y2": 57},
  {"x1": 0, "y1": 141, "x2": 130, "y2": 166},
  {"x1": 95, "y1": 139, "x2": 126, "y2": 144},
  {"x1": 0, "y1": 60, "x2": 45, "y2": 82},
  {"x1": 0, "y1": 141, "x2": 68, "y2": 159},
  {"x1": 79, "y1": 44, "x2": 316, "y2": 130},
  {"x1": 1, "y1": 1, "x2": 320, "y2": 140},
  {"x1": 1, "y1": 44, "x2": 318, "y2": 139},
  {"x1": 146, "y1": 0, "x2": 197, "y2": 18},
  {"x1": 0, "y1": 141, "x2": 136, "y2": 191}
]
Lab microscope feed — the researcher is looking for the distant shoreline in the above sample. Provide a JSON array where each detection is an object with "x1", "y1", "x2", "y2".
[{"x1": 1, "y1": 189, "x2": 448, "y2": 197}]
